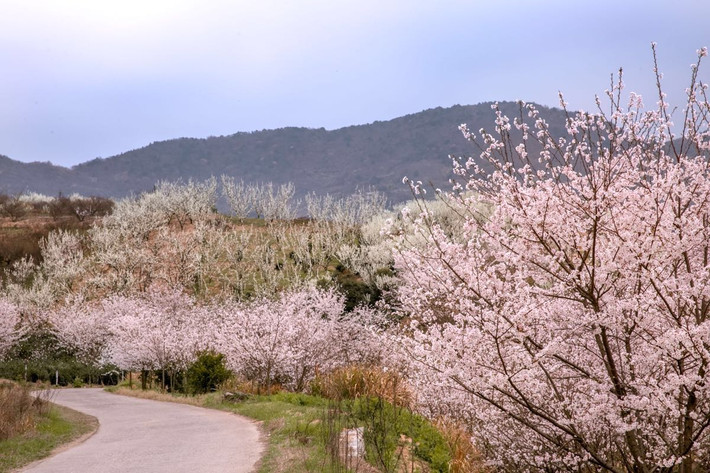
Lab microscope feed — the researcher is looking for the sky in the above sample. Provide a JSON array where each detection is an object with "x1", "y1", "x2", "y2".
[{"x1": 1, "y1": 0, "x2": 708, "y2": 167}]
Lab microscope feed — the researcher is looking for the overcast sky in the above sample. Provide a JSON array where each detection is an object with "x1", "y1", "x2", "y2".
[{"x1": 1, "y1": 0, "x2": 708, "y2": 167}]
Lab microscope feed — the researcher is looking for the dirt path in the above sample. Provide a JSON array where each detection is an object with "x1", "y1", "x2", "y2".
[{"x1": 19, "y1": 388, "x2": 263, "y2": 473}]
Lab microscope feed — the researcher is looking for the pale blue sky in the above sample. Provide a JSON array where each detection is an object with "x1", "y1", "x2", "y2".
[{"x1": 1, "y1": 0, "x2": 708, "y2": 167}]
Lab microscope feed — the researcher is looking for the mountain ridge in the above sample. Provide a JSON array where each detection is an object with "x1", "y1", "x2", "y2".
[{"x1": 0, "y1": 102, "x2": 568, "y2": 203}]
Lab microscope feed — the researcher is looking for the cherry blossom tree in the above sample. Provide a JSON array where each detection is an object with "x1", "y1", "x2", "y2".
[
  {"x1": 216, "y1": 286, "x2": 383, "y2": 393},
  {"x1": 99, "y1": 295, "x2": 152, "y2": 373},
  {"x1": 103, "y1": 288, "x2": 211, "y2": 381},
  {"x1": 48, "y1": 297, "x2": 112, "y2": 377},
  {"x1": 394, "y1": 46, "x2": 710, "y2": 472}
]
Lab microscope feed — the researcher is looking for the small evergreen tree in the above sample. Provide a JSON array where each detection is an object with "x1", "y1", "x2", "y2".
[{"x1": 185, "y1": 351, "x2": 231, "y2": 394}]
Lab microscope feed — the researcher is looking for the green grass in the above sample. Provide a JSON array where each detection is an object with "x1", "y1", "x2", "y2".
[
  {"x1": 0, "y1": 403, "x2": 97, "y2": 473},
  {"x1": 222, "y1": 393, "x2": 341, "y2": 473},
  {"x1": 344, "y1": 396, "x2": 451, "y2": 472},
  {"x1": 222, "y1": 393, "x2": 451, "y2": 473}
]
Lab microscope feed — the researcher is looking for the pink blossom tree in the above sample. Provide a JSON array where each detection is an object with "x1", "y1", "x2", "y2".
[
  {"x1": 49, "y1": 298, "x2": 111, "y2": 367},
  {"x1": 394, "y1": 46, "x2": 710, "y2": 472},
  {"x1": 217, "y1": 286, "x2": 383, "y2": 393},
  {"x1": 102, "y1": 288, "x2": 213, "y2": 389}
]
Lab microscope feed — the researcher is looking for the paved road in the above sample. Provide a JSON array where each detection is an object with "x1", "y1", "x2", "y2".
[{"x1": 20, "y1": 388, "x2": 263, "y2": 473}]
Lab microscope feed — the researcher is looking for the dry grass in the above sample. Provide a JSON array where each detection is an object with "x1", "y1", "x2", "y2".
[
  {"x1": 0, "y1": 396, "x2": 97, "y2": 473},
  {"x1": 0, "y1": 380, "x2": 51, "y2": 440},
  {"x1": 393, "y1": 435, "x2": 430, "y2": 473},
  {"x1": 312, "y1": 365, "x2": 414, "y2": 408},
  {"x1": 434, "y1": 419, "x2": 488, "y2": 473}
]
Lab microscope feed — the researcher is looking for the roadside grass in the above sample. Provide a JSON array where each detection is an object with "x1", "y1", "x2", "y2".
[
  {"x1": 222, "y1": 392, "x2": 342, "y2": 473},
  {"x1": 0, "y1": 402, "x2": 97, "y2": 473}
]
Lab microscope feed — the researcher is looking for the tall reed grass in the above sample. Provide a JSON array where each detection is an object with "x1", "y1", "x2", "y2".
[{"x1": 0, "y1": 380, "x2": 51, "y2": 440}]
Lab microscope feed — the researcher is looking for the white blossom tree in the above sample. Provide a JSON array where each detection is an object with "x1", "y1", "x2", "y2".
[
  {"x1": 0, "y1": 297, "x2": 23, "y2": 359},
  {"x1": 221, "y1": 175, "x2": 255, "y2": 220},
  {"x1": 87, "y1": 178, "x2": 218, "y2": 295}
]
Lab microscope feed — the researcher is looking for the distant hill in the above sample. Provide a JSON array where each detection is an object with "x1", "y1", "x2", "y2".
[{"x1": 0, "y1": 102, "x2": 568, "y2": 204}]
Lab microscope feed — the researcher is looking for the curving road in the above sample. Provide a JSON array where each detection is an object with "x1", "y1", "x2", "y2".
[{"x1": 20, "y1": 388, "x2": 264, "y2": 473}]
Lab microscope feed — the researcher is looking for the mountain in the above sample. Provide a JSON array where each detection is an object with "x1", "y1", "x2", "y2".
[{"x1": 0, "y1": 102, "x2": 568, "y2": 203}]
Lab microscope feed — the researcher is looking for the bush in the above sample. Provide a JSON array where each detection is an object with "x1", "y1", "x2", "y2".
[
  {"x1": 0, "y1": 196, "x2": 27, "y2": 221},
  {"x1": 185, "y1": 351, "x2": 232, "y2": 394},
  {"x1": 49, "y1": 194, "x2": 115, "y2": 221}
]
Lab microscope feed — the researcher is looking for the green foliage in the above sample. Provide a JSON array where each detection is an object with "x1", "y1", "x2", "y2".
[
  {"x1": 185, "y1": 351, "x2": 232, "y2": 394},
  {"x1": 2, "y1": 328, "x2": 118, "y2": 386},
  {"x1": 399, "y1": 410, "x2": 451, "y2": 471},
  {"x1": 332, "y1": 264, "x2": 381, "y2": 311},
  {"x1": 11, "y1": 331, "x2": 67, "y2": 362},
  {"x1": 225, "y1": 392, "x2": 340, "y2": 473},
  {"x1": 267, "y1": 391, "x2": 328, "y2": 408},
  {"x1": 337, "y1": 396, "x2": 451, "y2": 472},
  {"x1": 0, "y1": 358, "x2": 118, "y2": 386}
]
